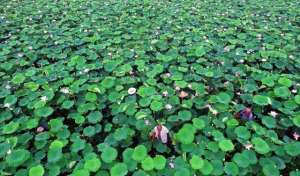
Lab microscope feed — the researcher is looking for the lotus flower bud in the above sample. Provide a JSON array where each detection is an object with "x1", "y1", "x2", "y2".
[
  {"x1": 150, "y1": 125, "x2": 169, "y2": 143},
  {"x1": 235, "y1": 108, "x2": 255, "y2": 120}
]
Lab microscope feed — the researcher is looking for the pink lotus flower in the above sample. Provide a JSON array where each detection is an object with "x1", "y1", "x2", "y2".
[
  {"x1": 179, "y1": 91, "x2": 188, "y2": 99},
  {"x1": 235, "y1": 107, "x2": 255, "y2": 120},
  {"x1": 150, "y1": 125, "x2": 169, "y2": 143},
  {"x1": 244, "y1": 143, "x2": 253, "y2": 150},
  {"x1": 293, "y1": 132, "x2": 299, "y2": 140},
  {"x1": 36, "y1": 126, "x2": 44, "y2": 132}
]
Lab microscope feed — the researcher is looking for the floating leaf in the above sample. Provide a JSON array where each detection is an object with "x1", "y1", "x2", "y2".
[
  {"x1": 176, "y1": 124, "x2": 195, "y2": 144},
  {"x1": 263, "y1": 164, "x2": 280, "y2": 176},
  {"x1": 35, "y1": 107, "x2": 54, "y2": 117},
  {"x1": 278, "y1": 77, "x2": 292, "y2": 87},
  {"x1": 132, "y1": 145, "x2": 147, "y2": 161},
  {"x1": 284, "y1": 142, "x2": 300, "y2": 156},
  {"x1": 218, "y1": 139, "x2": 234, "y2": 152},
  {"x1": 141, "y1": 156, "x2": 154, "y2": 171},
  {"x1": 110, "y1": 163, "x2": 128, "y2": 176},
  {"x1": 84, "y1": 158, "x2": 101, "y2": 172},
  {"x1": 189, "y1": 155, "x2": 204, "y2": 170},
  {"x1": 12, "y1": 73, "x2": 26, "y2": 84},
  {"x1": 292, "y1": 115, "x2": 300, "y2": 127},
  {"x1": 224, "y1": 162, "x2": 239, "y2": 176},
  {"x1": 252, "y1": 137, "x2": 271, "y2": 154},
  {"x1": 29, "y1": 165, "x2": 45, "y2": 176},
  {"x1": 150, "y1": 100, "x2": 163, "y2": 111},
  {"x1": 216, "y1": 92, "x2": 231, "y2": 104},
  {"x1": 3, "y1": 121, "x2": 19, "y2": 134},
  {"x1": 234, "y1": 126, "x2": 251, "y2": 139},
  {"x1": 253, "y1": 95, "x2": 271, "y2": 106},
  {"x1": 192, "y1": 118, "x2": 205, "y2": 129},
  {"x1": 274, "y1": 86, "x2": 291, "y2": 98},
  {"x1": 233, "y1": 153, "x2": 250, "y2": 168},
  {"x1": 101, "y1": 146, "x2": 118, "y2": 163},
  {"x1": 153, "y1": 155, "x2": 166, "y2": 170},
  {"x1": 6, "y1": 149, "x2": 30, "y2": 167}
]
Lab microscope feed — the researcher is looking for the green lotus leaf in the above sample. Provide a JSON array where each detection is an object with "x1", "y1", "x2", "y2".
[
  {"x1": 71, "y1": 169, "x2": 89, "y2": 176},
  {"x1": 274, "y1": 86, "x2": 291, "y2": 98},
  {"x1": 261, "y1": 77, "x2": 275, "y2": 87},
  {"x1": 263, "y1": 164, "x2": 280, "y2": 176},
  {"x1": 101, "y1": 146, "x2": 118, "y2": 163},
  {"x1": 87, "y1": 111, "x2": 103, "y2": 124},
  {"x1": 216, "y1": 92, "x2": 231, "y2": 104},
  {"x1": 34, "y1": 107, "x2": 54, "y2": 117},
  {"x1": 110, "y1": 163, "x2": 128, "y2": 176},
  {"x1": 292, "y1": 115, "x2": 300, "y2": 127},
  {"x1": 176, "y1": 124, "x2": 195, "y2": 144},
  {"x1": 141, "y1": 156, "x2": 154, "y2": 171},
  {"x1": 4, "y1": 95, "x2": 17, "y2": 105},
  {"x1": 6, "y1": 149, "x2": 30, "y2": 167},
  {"x1": 284, "y1": 142, "x2": 300, "y2": 156},
  {"x1": 61, "y1": 100, "x2": 74, "y2": 109},
  {"x1": 189, "y1": 155, "x2": 204, "y2": 170},
  {"x1": 100, "y1": 77, "x2": 116, "y2": 89},
  {"x1": 84, "y1": 157, "x2": 101, "y2": 172},
  {"x1": 295, "y1": 95, "x2": 300, "y2": 104},
  {"x1": 29, "y1": 165, "x2": 45, "y2": 176},
  {"x1": 137, "y1": 86, "x2": 156, "y2": 97},
  {"x1": 234, "y1": 126, "x2": 251, "y2": 139},
  {"x1": 253, "y1": 95, "x2": 272, "y2": 106},
  {"x1": 192, "y1": 118, "x2": 205, "y2": 129},
  {"x1": 200, "y1": 160, "x2": 214, "y2": 175},
  {"x1": 262, "y1": 116, "x2": 277, "y2": 128},
  {"x1": 0, "y1": 142, "x2": 10, "y2": 158},
  {"x1": 252, "y1": 137, "x2": 271, "y2": 154},
  {"x1": 150, "y1": 100, "x2": 163, "y2": 111},
  {"x1": 132, "y1": 145, "x2": 147, "y2": 161},
  {"x1": 174, "y1": 168, "x2": 190, "y2": 176},
  {"x1": 12, "y1": 73, "x2": 26, "y2": 84},
  {"x1": 83, "y1": 126, "x2": 96, "y2": 137},
  {"x1": 218, "y1": 139, "x2": 234, "y2": 152},
  {"x1": 49, "y1": 119, "x2": 63, "y2": 133},
  {"x1": 233, "y1": 153, "x2": 250, "y2": 168},
  {"x1": 3, "y1": 121, "x2": 19, "y2": 134},
  {"x1": 224, "y1": 162, "x2": 239, "y2": 176},
  {"x1": 85, "y1": 92, "x2": 97, "y2": 102},
  {"x1": 278, "y1": 77, "x2": 292, "y2": 87},
  {"x1": 153, "y1": 155, "x2": 166, "y2": 170}
]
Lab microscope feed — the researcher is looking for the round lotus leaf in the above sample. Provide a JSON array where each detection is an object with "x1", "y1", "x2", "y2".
[
  {"x1": 29, "y1": 165, "x2": 45, "y2": 176},
  {"x1": 263, "y1": 164, "x2": 280, "y2": 176},
  {"x1": 150, "y1": 100, "x2": 163, "y2": 111},
  {"x1": 218, "y1": 139, "x2": 234, "y2": 152},
  {"x1": 224, "y1": 162, "x2": 239, "y2": 176},
  {"x1": 295, "y1": 95, "x2": 300, "y2": 104},
  {"x1": 284, "y1": 142, "x2": 300, "y2": 156},
  {"x1": 6, "y1": 149, "x2": 30, "y2": 167},
  {"x1": 234, "y1": 126, "x2": 251, "y2": 139},
  {"x1": 189, "y1": 155, "x2": 204, "y2": 170},
  {"x1": 253, "y1": 95, "x2": 272, "y2": 106},
  {"x1": 3, "y1": 121, "x2": 19, "y2": 134},
  {"x1": 252, "y1": 137, "x2": 271, "y2": 154},
  {"x1": 292, "y1": 115, "x2": 300, "y2": 127},
  {"x1": 141, "y1": 156, "x2": 154, "y2": 171},
  {"x1": 110, "y1": 163, "x2": 128, "y2": 176},
  {"x1": 99, "y1": 146, "x2": 117, "y2": 163},
  {"x1": 132, "y1": 145, "x2": 147, "y2": 161},
  {"x1": 84, "y1": 158, "x2": 101, "y2": 172},
  {"x1": 153, "y1": 155, "x2": 166, "y2": 170},
  {"x1": 216, "y1": 92, "x2": 231, "y2": 104},
  {"x1": 274, "y1": 86, "x2": 291, "y2": 98}
]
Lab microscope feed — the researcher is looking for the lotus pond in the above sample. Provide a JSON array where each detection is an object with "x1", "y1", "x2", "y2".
[{"x1": 0, "y1": 0, "x2": 300, "y2": 175}]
